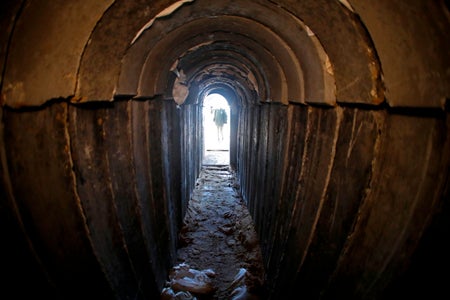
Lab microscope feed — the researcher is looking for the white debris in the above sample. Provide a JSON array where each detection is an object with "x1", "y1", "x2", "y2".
[{"x1": 162, "y1": 263, "x2": 217, "y2": 298}]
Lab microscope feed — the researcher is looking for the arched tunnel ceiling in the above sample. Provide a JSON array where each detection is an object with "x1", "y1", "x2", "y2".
[
  {"x1": 1, "y1": 0, "x2": 114, "y2": 106},
  {"x1": 111, "y1": 0, "x2": 336, "y2": 106},
  {"x1": 347, "y1": 0, "x2": 450, "y2": 108},
  {"x1": 1, "y1": 0, "x2": 449, "y2": 108}
]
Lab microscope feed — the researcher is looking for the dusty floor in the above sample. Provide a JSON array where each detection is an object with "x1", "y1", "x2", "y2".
[
  {"x1": 161, "y1": 165, "x2": 266, "y2": 299},
  {"x1": 203, "y1": 150, "x2": 229, "y2": 166}
]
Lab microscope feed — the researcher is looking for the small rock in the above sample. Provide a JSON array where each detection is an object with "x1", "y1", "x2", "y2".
[
  {"x1": 223, "y1": 211, "x2": 233, "y2": 218},
  {"x1": 218, "y1": 224, "x2": 234, "y2": 235},
  {"x1": 226, "y1": 238, "x2": 236, "y2": 246}
]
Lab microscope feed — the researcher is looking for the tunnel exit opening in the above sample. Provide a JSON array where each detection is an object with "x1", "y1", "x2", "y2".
[{"x1": 202, "y1": 93, "x2": 230, "y2": 166}]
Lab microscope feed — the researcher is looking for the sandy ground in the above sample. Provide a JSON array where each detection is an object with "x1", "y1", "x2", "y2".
[
  {"x1": 203, "y1": 150, "x2": 229, "y2": 166},
  {"x1": 162, "y1": 165, "x2": 266, "y2": 299}
]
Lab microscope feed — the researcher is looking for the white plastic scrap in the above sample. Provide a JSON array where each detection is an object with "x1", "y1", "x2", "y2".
[{"x1": 163, "y1": 263, "x2": 217, "y2": 298}]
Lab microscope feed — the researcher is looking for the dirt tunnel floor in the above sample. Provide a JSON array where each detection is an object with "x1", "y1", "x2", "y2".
[{"x1": 161, "y1": 165, "x2": 266, "y2": 300}]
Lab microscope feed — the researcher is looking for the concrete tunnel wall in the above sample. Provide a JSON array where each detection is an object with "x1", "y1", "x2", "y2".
[{"x1": 0, "y1": 0, "x2": 449, "y2": 299}]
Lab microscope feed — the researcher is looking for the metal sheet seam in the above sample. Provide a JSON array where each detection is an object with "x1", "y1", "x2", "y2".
[
  {"x1": 297, "y1": 106, "x2": 343, "y2": 273},
  {"x1": 63, "y1": 103, "x2": 116, "y2": 293}
]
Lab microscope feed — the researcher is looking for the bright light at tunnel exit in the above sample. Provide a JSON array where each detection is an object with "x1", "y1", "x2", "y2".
[{"x1": 202, "y1": 93, "x2": 230, "y2": 154}]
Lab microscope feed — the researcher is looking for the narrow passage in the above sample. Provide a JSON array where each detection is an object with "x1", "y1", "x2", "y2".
[{"x1": 161, "y1": 166, "x2": 266, "y2": 299}]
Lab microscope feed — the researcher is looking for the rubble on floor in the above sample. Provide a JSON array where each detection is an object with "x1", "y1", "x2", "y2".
[{"x1": 161, "y1": 166, "x2": 266, "y2": 299}]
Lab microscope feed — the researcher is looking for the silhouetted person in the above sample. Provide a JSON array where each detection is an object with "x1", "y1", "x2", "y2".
[{"x1": 213, "y1": 108, "x2": 227, "y2": 141}]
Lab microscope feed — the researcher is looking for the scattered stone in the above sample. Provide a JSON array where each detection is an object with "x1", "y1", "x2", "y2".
[
  {"x1": 218, "y1": 224, "x2": 234, "y2": 235},
  {"x1": 226, "y1": 238, "x2": 236, "y2": 246},
  {"x1": 163, "y1": 166, "x2": 265, "y2": 299},
  {"x1": 223, "y1": 211, "x2": 233, "y2": 218}
]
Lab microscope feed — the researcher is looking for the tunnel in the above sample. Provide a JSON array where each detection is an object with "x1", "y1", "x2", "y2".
[{"x1": 0, "y1": 0, "x2": 449, "y2": 299}]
